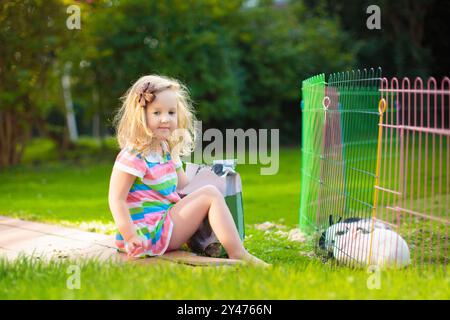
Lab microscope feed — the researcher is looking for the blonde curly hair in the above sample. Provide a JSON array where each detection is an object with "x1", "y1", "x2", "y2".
[{"x1": 113, "y1": 74, "x2": 197, "y2": 158}]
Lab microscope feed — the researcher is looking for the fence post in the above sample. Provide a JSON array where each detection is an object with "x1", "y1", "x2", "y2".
[{"x1": 368, "y1": 98, "x2": 387, "y2": 265}]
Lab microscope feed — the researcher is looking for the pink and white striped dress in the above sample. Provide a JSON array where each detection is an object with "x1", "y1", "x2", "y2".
[{"x1": 112, "y1": 141, "x2": 182, "y2": 257}]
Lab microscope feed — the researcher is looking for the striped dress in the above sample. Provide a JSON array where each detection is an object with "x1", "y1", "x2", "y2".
[{"x1": 112, "y1": 141, "x2": 182, "y2": 257}]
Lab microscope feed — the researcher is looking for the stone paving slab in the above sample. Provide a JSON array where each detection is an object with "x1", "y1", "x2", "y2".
[
  {"x1": 159, "y1": 251, "x2": 243, "y2": 266},
  {"x1": 0, "y1": 247, "x2": 20, "y2": 260},
  {"x1": 0, "y1": 216, "x2": 240, "y2": 266},
  {"x1": 0, "y1": 216, "x2": 81, "y2": 236}
]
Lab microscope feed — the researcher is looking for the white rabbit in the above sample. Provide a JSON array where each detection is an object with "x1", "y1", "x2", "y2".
[
  {"x1": 321, "y1": 216, "x2": 410, "y2": 268},
  {"x1": 320, "y1": 217, "x2": 387, "y2": 253}
]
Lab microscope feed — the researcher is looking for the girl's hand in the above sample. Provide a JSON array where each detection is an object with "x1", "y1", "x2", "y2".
[{"x1": 125, "y1": 235, "x2": 147, "y2": 257}]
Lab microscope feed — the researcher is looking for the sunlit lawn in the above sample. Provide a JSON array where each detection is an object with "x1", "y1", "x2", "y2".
[{"x1": 0, "y1": 137, "x2": 448, "y2": 299}]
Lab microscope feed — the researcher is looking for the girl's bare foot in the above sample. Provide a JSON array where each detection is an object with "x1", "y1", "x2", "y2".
[{"x1": 231, "y1": 250, "x2": 271, "y2": 267}]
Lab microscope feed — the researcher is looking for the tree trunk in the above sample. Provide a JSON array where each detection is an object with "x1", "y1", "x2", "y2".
[
  {"x1": 61, "y1": 62, "x2": 79, "y2": 142},
  {"x1": 92, "y1": 87, "x2": 100, "y2": 140},
  {"x1": 0, "y1": 109, "x2": 31, "y2": 169}
]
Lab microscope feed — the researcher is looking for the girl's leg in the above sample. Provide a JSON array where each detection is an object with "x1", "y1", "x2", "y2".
[
  {"x1": 167, "y1": 185, "x2": 244, "y2": 258},
  {"x1": 167, "y1": 185, "x2": 268, "y2": 265}
]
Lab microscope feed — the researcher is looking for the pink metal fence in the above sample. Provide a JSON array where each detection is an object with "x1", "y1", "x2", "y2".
[
  {"x1": 376, "y1": 77, "x2": 449, "y2": 268},
  {"x1": 301, "y1": 71, "x2": 448, "y2": 269}
]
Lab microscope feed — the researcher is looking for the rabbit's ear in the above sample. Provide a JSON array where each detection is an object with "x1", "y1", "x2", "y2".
[
  {"x1": 329, "y1": 215, "x2": 334, "y2": 226},
  {"x1": 337, "y1": 217, "x2": 342, "y2": 223},
  {"x1": 319, "y1": 231, "x2": 326, "y2": 250}
]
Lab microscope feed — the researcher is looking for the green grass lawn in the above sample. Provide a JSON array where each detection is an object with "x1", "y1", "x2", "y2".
[
  {"x1": 0, "y1": 137, "x2": 448, "y2": 299},
  {"x1": 0, "y1": 137, "x2": 301, "y2": 230}
]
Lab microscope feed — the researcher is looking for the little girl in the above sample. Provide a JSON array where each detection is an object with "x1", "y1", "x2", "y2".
[{"x1": 108, "y1": 74, "x2": 268, "y2": 266}]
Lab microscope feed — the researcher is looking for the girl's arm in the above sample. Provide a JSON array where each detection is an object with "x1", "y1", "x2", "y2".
[
  {"x1": 172, "y1": 154, "x2": 189, "y2": 191},
  {"x1": 108, "y1": 167, "x2": 139, "y2": 242},
  {"x1": 176, "y1": 166, "x2": 189, "y2": 191}
]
